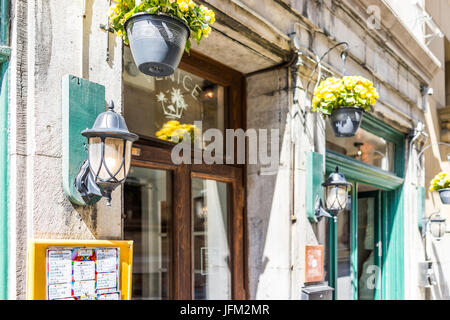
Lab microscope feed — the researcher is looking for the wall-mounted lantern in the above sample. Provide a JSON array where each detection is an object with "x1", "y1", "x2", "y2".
[
  {"x1": 315, "y1": 167, "x2": 352, "y2": 222},
  {"x1": 427, "y1": 212, "x2": 447, "y2": 240},
  {"x1": 75, "y1": 101, "x2": 138, "y2": 206}
]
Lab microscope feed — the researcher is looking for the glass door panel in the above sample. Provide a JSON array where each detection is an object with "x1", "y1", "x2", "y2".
[
  {"x1": 337, "y1": 211, "x2": 352, "y2": 300},
  {"x1": 358, "y1": 191, "x2": 381, "y2": 300},
  {"x1": 192, "y1": 178, "x2": 231, "y2": 300},
  {"x1": 336, "y1": 189, "x2": 353, "y2": 300},
  {"x1": 123, "y1": 166, "x2": 172, "y2": 300}
]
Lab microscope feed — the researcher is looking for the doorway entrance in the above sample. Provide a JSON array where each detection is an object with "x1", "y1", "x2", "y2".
[
  {"x1": 123, "y1": 159, "x2": 245, "y2": 300},
  {"x1": 324, "y1": 156, "x2": 405, "y2": 301},
  {"x1": 324, "y1": 113, "x2": 406, "y2": 300},
  {"x1": 121, "y1": 52, "x2": 247, "y2": 300}
]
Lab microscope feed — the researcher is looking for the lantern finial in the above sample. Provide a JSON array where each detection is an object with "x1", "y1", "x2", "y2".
[{"x1": 108, "y1": 100, "x2": 115, "y2": 111}]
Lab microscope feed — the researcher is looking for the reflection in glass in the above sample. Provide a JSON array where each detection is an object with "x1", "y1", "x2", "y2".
[
  {"x1": 192, "y1": 178, "x2": 231, "y2": 300},
  {"x1": 326, "y1": 121, "x2": 395, "y2": 172},
  {"x1": 336, "y1": 199, "x2": 353, "y2": 300},
  {"x1": 123, "y1": 46, "x2": 225, "y2": 143},
  {"x1": 358, "y1": 196, "x2": 377, "y2": 300},
  {"x1": 124, "y1": 167, "x2": 172, "y2": 300}
]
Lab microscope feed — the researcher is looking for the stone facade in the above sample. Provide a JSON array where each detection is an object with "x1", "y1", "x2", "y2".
[{"x1": 6, "y1": 0, "x2": 449, "y2": 299}]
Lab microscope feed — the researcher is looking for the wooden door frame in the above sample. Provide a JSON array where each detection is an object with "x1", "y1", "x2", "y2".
[
  {"x1": 129, "y1": 145, "x2": 246, "y2": 300},
  {"x1": 123, "y1": 50, "x2": 247, "y2": 300}
]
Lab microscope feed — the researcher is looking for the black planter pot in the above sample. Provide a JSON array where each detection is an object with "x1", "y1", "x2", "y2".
[
  {"x1": 328, "y1": 107, "x2": 364, "y2": 138},
  {"x1": 124, "y1": 13, "x2": 190, "y2": 77},
  {"x1": 439, "y1": 189, "x2": 450, "y2": 205}
]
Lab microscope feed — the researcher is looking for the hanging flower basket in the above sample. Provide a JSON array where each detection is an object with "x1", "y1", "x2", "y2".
[
  {"x1": 430, "y1": 172, "x2": 450, "y2": 205},
  {"x1": 439, "y1": 189, "x2": 450, "y2": 205},
  {"x1": 110, "y1": 0, "x2": 215, "y2": 77},
  {"x1": 312, "y1": 76, "x2": 379, "y2": 137},
  {"x1": 329, "y1": 107, "x2": 364, "y2": 138},
  {"x1": 124, "y1": 13, "x2": 190, "y2": 77}
]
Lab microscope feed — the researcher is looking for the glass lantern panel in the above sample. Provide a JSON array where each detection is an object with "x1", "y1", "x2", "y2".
[
  {"x1": 430, "y1": 220, "x2": 447, "y2": 239},
  {"x1": 88, "y1": 137, "x2": 102, "y2": 177},
  {"x1": 124, "y1": 140, "x2": 133, "y2": 178},
  {"x1": 326, "y1": 186, "x2": 348, "y2": 211},
  {"x1": 102, "y1": 138, "x2": 126, "y2": 181}
]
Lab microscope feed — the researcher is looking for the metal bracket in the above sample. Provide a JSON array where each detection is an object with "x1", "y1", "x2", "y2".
[
  {"x1": 99, "y1": 24, "x2": 115, "y2": 33},
  {"x1": 74, "y1": 160, "x2": 103, "y2": 205},
  {"x1": 314, "y1": 197, "x2": 337, "y2": 222},
  {"x1": 99, "y1": 24, "x2": 114, "y2": 62}
]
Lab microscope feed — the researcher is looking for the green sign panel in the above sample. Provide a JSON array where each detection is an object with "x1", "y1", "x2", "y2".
[
  {"x1": 306, "y1": 152, "x2": 324, "y2": 222},
  {"x1": 62, "y1": 75, "x2": 105, "y2": 205}
]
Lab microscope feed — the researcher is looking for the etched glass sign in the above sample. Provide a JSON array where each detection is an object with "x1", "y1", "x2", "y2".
[{"x1": 123, "y1": 47, "x2": 225, "y2": 143}]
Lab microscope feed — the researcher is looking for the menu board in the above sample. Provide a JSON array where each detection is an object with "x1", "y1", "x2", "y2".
[{"x1": 46, "y1": 247, "x2": 121, "y2": 300}]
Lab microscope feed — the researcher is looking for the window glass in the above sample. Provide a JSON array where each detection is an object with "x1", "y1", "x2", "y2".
[
  {"x1": 326, "y1": 121, "x2": 395, "y2": 172},
  {"x1": 123, "y1": 47, "x2": 225, "y2": 143},
  {"x1": 358, "y1": 196, "x2": 376, "y2": 300},
  {"x1": 336, "y1": 193, "x2": 353, "y2": 300},
  {"x1": 192, "y1": 178, "x2": 231, "y2": 300},
  {"x1": 123, "y1": 167, "x2": 172, "y2": 300}
]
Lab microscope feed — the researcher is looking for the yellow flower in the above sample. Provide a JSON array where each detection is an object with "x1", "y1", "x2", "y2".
[
  {"x1": 166, "y1": 120, "x2": 180, "y2": 126},
  {"x1": 178, "y1": 1, "x2": 189, "y2": 12},
  {"x1": 206, "y1": 9, "x2": 215, "y2": 24},
  {"x1": 203, "y1": 25, "x2": 211, "y2": 37}
]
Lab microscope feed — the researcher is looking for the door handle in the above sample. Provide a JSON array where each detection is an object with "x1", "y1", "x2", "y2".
[{"x1": 376, "y1": 241, "x2": 382, "y2": 257}]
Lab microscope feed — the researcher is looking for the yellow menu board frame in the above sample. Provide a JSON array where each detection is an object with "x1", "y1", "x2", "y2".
[{"x1": 27, "y1": 240, "x2": 133, "y2": 300}]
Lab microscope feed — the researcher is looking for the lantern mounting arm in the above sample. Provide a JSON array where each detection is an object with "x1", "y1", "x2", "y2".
[
  {"x1": 75, "y1": 160, "x2": 104, "y2": 204},
  {"x1": 417, "y1": 142, "x2": 450, "y2": 162},
  {"x1": 314, "y1": 197, "x2": 338, "y2": 223}
]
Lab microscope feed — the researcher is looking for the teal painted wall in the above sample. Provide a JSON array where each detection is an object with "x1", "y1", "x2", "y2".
[{"x1": 0, "y1": 0, "x2": 9, "y2": 300}]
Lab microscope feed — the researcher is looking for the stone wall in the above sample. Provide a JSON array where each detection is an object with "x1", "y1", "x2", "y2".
[
  {"x1": 7, "y1": 0, "x2": 446, "y2": 299},
  {"x1": 8, "y1": 0, "x2": 123, "y2": 299}
]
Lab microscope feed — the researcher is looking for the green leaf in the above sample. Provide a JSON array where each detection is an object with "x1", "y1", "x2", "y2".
[{"x1": 185, "y1": 38, "x2": 191, "y2": 53}]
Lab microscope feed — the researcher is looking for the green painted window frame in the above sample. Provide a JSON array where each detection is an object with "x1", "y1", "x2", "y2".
[
  {"x1": 326, "y1": 114, "x2": 406, "y2": 300},
  {"x1": 0, "y1": 0, "x2": 9, "y2": 300}
]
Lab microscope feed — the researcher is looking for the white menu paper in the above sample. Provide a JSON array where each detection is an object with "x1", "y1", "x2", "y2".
[
  {"x1": 96, "y1": 248, "x2": 118, "y2": 273},
  {"x1": 97, "y1": 272, "x2": 117, "y2": 290},
  {"x1": 47, "y1": 250, "x2": 72, "y2": 285},
  {"x1": 73, "y1": 280, "x2": 96, "y2": 297},
  {"x1": 73, "y1": 261, "x2": 95, "y2": 281},
  {"x1": 48, "y1": 283, "x2": 72, "y2": 300},
  {"x1": 97, "y1": 292, "x2": 120, "y2": 300},
  {"x1": 77, "y1": 249, "x2": 93, "y2": 257}
]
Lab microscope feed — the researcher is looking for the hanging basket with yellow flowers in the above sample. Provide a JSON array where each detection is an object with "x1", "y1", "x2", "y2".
[
  {"x1": 429, "y1": 172, "x2": 450, "y2": 205},
  {"x1": 311, "y1": 76, "x2": 379, "y2": 137},
  {"x1": 110, "y1": 0, "x2": 215, "y2": 77}
]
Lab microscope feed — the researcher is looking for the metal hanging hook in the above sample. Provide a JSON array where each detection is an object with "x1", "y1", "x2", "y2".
[
  {"x1": 305, "y1": 42, "x2": 349, "y2": 97},
  {"x1": 341, "y1": 50, "x2": 348, "y2": 76}
]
